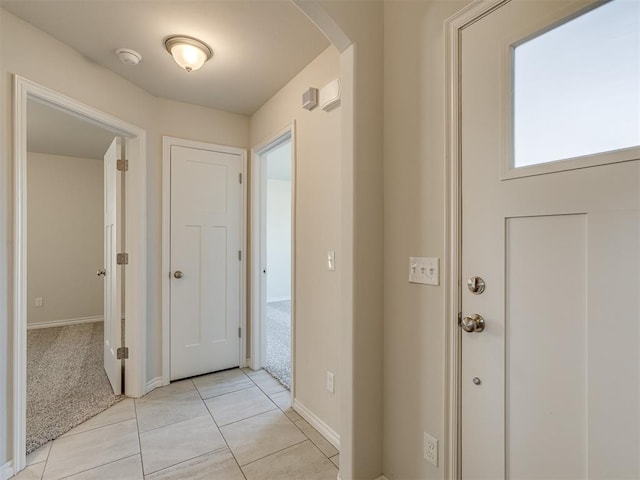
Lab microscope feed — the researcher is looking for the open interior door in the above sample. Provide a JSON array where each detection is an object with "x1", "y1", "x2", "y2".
[{"x1": 103, "y1": 137, "x2": 122, "y2": 395}]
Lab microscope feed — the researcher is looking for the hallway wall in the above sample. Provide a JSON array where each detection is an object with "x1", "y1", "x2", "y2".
[
  {"x1": 250, "y1": 45, "x2": 343, "y2": 439},
  {"x1": 383, "y1": 1, "x2": 472, "y2": 479},
  {"x1": 0, "y1": 8, "x2": 250, "y2": 467}
]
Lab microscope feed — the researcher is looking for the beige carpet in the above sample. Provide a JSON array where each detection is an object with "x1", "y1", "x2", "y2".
[
  {"x1": 27, "y1": 322, "x2": 119, "y2": 454},
  {"x1": 265, "y1": 300, "x2": 291, "y2": 389}
]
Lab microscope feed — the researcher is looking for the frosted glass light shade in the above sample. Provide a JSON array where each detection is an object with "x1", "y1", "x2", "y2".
[{"x1": 165, "y1": 36, "x2": 212, "y2": 72}]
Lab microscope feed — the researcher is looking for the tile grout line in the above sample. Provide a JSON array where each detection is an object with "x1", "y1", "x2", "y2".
[
  {"x1": 244, "y1": 370, "x2": 339, "y2": 462},
  {"x1": 36, "y1": 442, "x2": 53, "y2": 480},
  {"x1": 201, "y1": 389, "x2": 248, "y2": 480},
  {"x1": 196, "y1": 383, "x2": 257, "y2": 402},
  {"x1": 239, "y1": 438, "x2": 310, "y2": 470},
  {"x1": 56, "y1": 404, "x2": 136, "y2": 439},
  {"x1": 291, "y1": 415, "x2": 338, "y2": 461},
  {"x1": 132, "y1": 397, "x2": 146, "y2": 477},
  {"x1": 55, "y1": 454, "x2": 140, "y2": 480}
]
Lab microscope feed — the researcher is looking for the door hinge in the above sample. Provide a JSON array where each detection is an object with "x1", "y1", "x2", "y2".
[
  {"x1": 238, "y1": 327, "x2": 242, "y2": 338},
  {"x1": 117, "y1": 159, "x2": 129, "y2": 172},
  {"x1": 238, "y1": 250, "x2": 242, "y2": 261},
  {"x1": 117, "y1": 346, "x2": 129, "y2": 360},
  {"x1": 117, "y1": 253, "x2": 129, "y2": 265},
  {"x1": 239, "y1": 173, "x2": 242, "y2": 184}
]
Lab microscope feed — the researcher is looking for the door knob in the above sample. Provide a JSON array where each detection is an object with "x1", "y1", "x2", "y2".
[
  {"x1": 460, "y1": 313, "x2": 485, "y2": 333},
  {"x1": 173, "y1": 271, "x2": 183, "y2": 279},
  {"x1": 97, "y1": 269, "x2": 106, "y2": 277}
]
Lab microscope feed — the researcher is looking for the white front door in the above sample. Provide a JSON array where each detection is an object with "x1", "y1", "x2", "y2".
[
  {"x1": 460, "y1": 0, "x2": 639, "y2": 478},
  {"x1": 170, "y1": 145, "x2": 243, "y2": 380},
  {"x1": 103, "y1": 137, "x2": 122, "y2": 395}
]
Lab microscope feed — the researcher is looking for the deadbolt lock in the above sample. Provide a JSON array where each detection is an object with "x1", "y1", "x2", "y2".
[{"x1": 467, "y1": 276, "x2": 485, "y2": 294}]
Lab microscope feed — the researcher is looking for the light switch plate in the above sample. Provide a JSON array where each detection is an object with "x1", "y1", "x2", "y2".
[
  {"x1": 408, "y1": 257, "x2": 439, "y2": 286},
  {"x1": 327, "y1": 251, "x2": 336, "y2": 271}
]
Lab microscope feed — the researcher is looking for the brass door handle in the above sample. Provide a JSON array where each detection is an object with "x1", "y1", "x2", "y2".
[
  {"x1": 97, "y1": 269, "x2": 106, "y2": 277},
  {"x1": 173, "y1": 271, "x2": 183, "y2": 279}
]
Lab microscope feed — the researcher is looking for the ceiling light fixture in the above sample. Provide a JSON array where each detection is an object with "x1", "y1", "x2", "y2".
[{"x1": 164, "y1": 35, "x2": 213, "y2": 73}]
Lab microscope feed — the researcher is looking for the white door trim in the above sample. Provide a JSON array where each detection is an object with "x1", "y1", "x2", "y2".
[
  {"x1": 12, "y1": 75, "x2": 147, "y2": 473},
  {"x1": 444, "y1": 1, "x2": 509, "y2": 478},
  {"x1": 161, "y1": 136, "x2": 247, "y2": 386},
  {"x1": 249, "y1": 124, "x2": 296, "y2": 396}
]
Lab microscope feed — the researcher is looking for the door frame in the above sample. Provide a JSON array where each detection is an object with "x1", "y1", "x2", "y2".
[
  {"x1": 444, "y1": 1, "x2": 508, "y2": 477},
  {"x1": 12, "y1": 75, "x2": 147, "y2": 472},
  {"x1": 161, "y1": 136, "x2": 248, "y2": 386},
  {"x1": 249, "y1": 124, "x2": 296, "y2": 392}
]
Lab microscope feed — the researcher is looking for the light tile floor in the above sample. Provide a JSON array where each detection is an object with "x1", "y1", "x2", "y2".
[{"x1": 13, "y1": 368, "x2": 339, "y2": 480}]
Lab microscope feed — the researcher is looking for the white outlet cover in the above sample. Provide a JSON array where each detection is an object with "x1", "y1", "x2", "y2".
[{"x1": 423, "y1": 432, "x2": 438, "y2": 467}]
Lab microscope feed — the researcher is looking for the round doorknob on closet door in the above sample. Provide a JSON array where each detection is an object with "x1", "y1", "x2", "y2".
[
  {"x1": 460, "y1": 313, "x2": 485, "y2": 333},
  {"x1": 173, "y1": 270, "x2": 183, "y2": 279},
  {"x1": 97, "y1": 269, "x2": 106, "y2": 277}
]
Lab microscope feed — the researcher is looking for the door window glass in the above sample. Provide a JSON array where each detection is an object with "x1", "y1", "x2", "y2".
[{"x1": 513, "y1": 0, "x2": 639, "y2": 168}]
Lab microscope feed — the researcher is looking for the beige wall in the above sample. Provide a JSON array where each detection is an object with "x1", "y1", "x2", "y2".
[
  {"x1": 0, "y1": 3, "x2": 460, "y2": 478},
  {"x1": 27, "y1": 153, "x2": 104, "y2": 325},
  {"x1": 383, "y1": 1, "x2": 471, "y2": 479},
  {"x1": 0, "y1": 8, "x2": 250, "y2": 465},
  {"x1": 317, "y1": 2, "x2": 385, "y2": 478},
  {"x1": 250, "y1": 46, "x2": 342, "y2": 436}
]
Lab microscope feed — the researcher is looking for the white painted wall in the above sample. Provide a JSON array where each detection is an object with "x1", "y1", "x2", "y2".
[
  {"x1": 383, "y1": 2, "x2": 471, "y2": 479},
  {"x1": 251, "y1": 46, "x2": 342, "y2": 436},
  {"x1": 1, "y1": 5, "x2": 385, "y2": 478},
  {"x1": 0, "y1": 8, "x2": 250, "y2": 467},
  {"x1": 27, "y1": 152, "x2": 103, "y2": 326},
  {"x1": 266, "y1": 178, "x2": 291, "y2": 303}
]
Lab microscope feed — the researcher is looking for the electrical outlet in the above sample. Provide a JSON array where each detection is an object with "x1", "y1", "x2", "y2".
[
  {"x1": 326, "y1": 372, "x2": 335, "y2": 393},
  {"x1": 35, "y1": 297, "x2": 43, "y2": 308},
  {"x1": 424, "y1": 432, "x2": 438, "y2": 467}
]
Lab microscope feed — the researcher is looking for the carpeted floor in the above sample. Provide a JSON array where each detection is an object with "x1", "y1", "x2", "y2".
[
  {"x1": 265, "y1": 300, "x2": 292, "y2": 389},
  {"x1": 26, "y1": 322, "x2": 119, "y2": 454}
]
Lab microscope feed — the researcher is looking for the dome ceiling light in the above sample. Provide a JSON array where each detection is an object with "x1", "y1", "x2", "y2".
[{"x1": 164, "y1": 35, "x2": 213, "y2": 73}]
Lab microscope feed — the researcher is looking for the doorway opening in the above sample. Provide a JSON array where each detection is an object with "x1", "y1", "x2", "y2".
[
  {"x1": 251, "y1": 129, "x2": 294, "y2": 391},
  {"x1": 24, "y1": 98, "x2": 122, "y2": 455},
  {"x1": 13, "y1": 76, "x2": 147, "y2": 473}
]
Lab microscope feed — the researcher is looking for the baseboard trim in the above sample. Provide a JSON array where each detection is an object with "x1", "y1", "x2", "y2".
[
  {"x1": 292, "y1": 399, "x2": 340, "y2": 450},
  {"x1": 0, "y1": 460, "x2": 14, "y2": 480},
  {"x1": 144, "y1": 376, "x2": 163, "y2": 395},
  {"x1": 27, "y1": 316, "x2": 103, "y2": 330}
]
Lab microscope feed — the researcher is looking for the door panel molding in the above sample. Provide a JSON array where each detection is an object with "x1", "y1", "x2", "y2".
[
  {"x1": 12, "y1": 75, "x2": 147, "y2": 473},
  {"x1": 161, "y1": 136, "x2": 247, "y2": 386}
]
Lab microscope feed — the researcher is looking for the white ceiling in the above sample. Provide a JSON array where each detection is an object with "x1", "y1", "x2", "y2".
[
  {"x1": 27, "y1": 100, "x2": 117, "y2": 160},
  {"x1": 2, "y1": 1, "x2": 330, "y2": 115}
]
